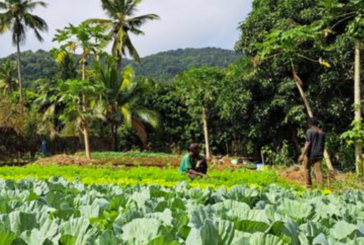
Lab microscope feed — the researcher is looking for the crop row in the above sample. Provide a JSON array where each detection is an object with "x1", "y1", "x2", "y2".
[
  {"x1": 0, "y1": 178, "x2": 362, "y2": 244},
  {"x1": 0, "y1": 165, "x2": 295, "y2": 189}
]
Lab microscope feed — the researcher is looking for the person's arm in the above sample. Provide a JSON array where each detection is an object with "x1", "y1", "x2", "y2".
[
  {"x1": 299, "y1": 130, "x2": 312, "y2": 162},
  {"x1": 195, "y1": 156, "x2": 207, "y2": 168},
  {"x1": 298, "y1": 142, "x2": 311, "y2": 162},
  {"x1": 188, "y1": 169, "x2": 208, "y2": 178}
]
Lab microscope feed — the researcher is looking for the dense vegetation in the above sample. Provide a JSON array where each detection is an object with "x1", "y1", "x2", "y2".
[
  {"x1": 0, "y1": 165, "x2": 289, "y2": 188},
  {"x1": 0, "y1": 48, "x2": 240, "y2": 83},
  {"x1": 1, "y1": 0, "x2": 364, "y2": 173},
  {"x1": 2, "y1": 0, "x2": 364, "y2": 243},
  {"x1": 1, "y1": 178, "x2": 364, "y2": 244},
  {"x1": 0, "y1": 0, "x2": 364, "y2": 170}
]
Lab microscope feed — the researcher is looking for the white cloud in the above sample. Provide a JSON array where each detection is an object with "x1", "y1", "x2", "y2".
[{"x1": 0, "y1": 0, "x2": 252, "y2": 58}]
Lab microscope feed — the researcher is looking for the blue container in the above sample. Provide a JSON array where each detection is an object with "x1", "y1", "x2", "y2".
[{"x1": 256, "y1": 163, "x2": 265, "y2": 171}]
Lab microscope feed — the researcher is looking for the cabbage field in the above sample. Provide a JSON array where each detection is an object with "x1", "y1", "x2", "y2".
[{"x1": 0, "y1": 177, "x2": 363, "y2": 245}]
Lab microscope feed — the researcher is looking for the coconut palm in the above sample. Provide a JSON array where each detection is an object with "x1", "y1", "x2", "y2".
[
  {"x1": 0, "y1": 60, "x2": 18, "y2": 94},
  {"x1": 86, "y1": 0, "x2": 159, "y2": 63},
  {"x1": 93, "y1": 55, "x2": 159, "y2": 151},
  {"x1": 0, "y1": 0, "x2": 48, "y2": 102}
]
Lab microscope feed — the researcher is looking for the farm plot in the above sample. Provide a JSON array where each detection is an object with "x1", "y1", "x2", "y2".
[{"x1": 0, "y1": 178, "x2": 363, "y2": 245}]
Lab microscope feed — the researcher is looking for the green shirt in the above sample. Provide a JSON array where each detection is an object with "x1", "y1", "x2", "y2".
[{"x1": 179, "y1": 153, "x2": 203, "y2": 174}]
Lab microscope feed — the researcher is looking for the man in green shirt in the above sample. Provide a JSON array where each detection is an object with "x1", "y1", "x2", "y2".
[{"x1": 180, "y1": 143, "x2": 208, "y2": 179}]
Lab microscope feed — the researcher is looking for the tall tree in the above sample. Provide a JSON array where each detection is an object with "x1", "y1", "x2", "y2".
[
  {"x1": 0, "y1": 0, "x2": 48, "y2": 102},
  {"x1": 175, "y1": 67, "x2": 225, "y2": 159},
  {"x1": 93, "y1": 55, "x2": 159, "y2": 151},
  {"x1": 53, "y1": 23, "x2": 109, "y2": 159},
  {"x1": 0, "y1": 60, "x2": 17, "y2": 94},
  {"x1": 54, "y1": 79, "x2": 106, "y2": 160},
  {"x1": 85, "y1": 0, "x2": 159, "y2": 63},
  {"x1": 321, "y1": 0, "x2": 364, "y2": 176},
  {"x1": 254, "y1": 14, "x2": 335, "y2": 171}
]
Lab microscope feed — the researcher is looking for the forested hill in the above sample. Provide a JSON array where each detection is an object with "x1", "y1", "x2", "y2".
[
  {"x1": 129, "y1": 48, "x2": 241, "y2": 81},
  {"x1": 0, "y1": 47, "x2": 241, "y2": 82}
]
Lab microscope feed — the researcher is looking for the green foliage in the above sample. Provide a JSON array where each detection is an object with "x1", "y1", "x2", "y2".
[
  {"x1": 175, "y1": 66, "x2": 225, "y2": 111},
  {"x1": 81, "y1": 151, "x2": 178, "y2": 159},
  {"x1": 53, "y1": 23, "x2": 109, "y2": 63},
  {"x1": 0, "y1": 50, "x2": 58, "y2": 82},
  {"x1": 0, "y1": 48, "x2": 240, "y2": 83},
  {"x1": 54, "y1": 79, "x2": 106, "y2": 125},
  {"x1": 341, "y1": 120, "x2": 364, "y2": 146},
  {"x1": 85, "y1": 0, "x2": 160, "y2": 61},
  {"x1": 0, "y1": 0, "x2": 48, "y2": 44},
  {"x1": 0, "y1": 59, "x2": 17, "y2": 94},
  {"x1": 0, "y1": 165, "x2": 290, "y2": 188},
  {"x1": 0, "y1": 175, "x2": 363, "y2": 243},
  {"x1": 262, "y1": 140, "x2": 295, "y2": 166}
]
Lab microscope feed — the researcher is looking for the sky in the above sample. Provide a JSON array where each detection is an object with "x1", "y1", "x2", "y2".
[{"x1": 0, "y1": 0, "x2": 253, "y2": 58}]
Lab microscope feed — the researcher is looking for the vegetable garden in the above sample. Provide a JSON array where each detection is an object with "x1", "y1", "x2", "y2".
[{"x1": 0, "y1": 176, "x2": 363, "y2": 245}]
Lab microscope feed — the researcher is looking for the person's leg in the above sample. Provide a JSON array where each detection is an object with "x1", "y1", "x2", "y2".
[
  {"x1": 199, "y1": 161, "x2": 208, "y2": 174},
  {"x1": 314, "y1": 160, "x2": 323, "y2": 189},
  {"x1": 303, "y1": 157, "x2": 313, "y2": 188}
]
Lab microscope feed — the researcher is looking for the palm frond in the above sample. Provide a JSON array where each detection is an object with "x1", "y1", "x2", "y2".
[
  {"x1": 127, "y1": 14, "x2": 160, "y2": 28},
  {"x1": 0, "y1": 2, "x2": 8, "y2": 10},
  {"x1": 135, "y1": 109, "x2": 160, "y2": 129},
  {"x1": 125, "y1": 0, "x2": 142, "y2": 16},
  {"x1": 24, "y1": 1, "x2": 48, "y2": 11},
  {"x1": 83, "y1": 18, "x2": 113, "y2": 27},
  {"x1": 12, "y1": 20, "x2": 26, "y2": 45},
  {"x1": 124, "y1": 34, "x2": 140, "y2": 63},
  {"x1": 24, "y1": 13, "x2": 48, "y2": 32},
  {"x1": 101, "y1": 0, "x2": 119, "y2": 18},
  {"x1": 0, "y1": 12, "x2": 12, "y2": 34},
  {"x1": 131, "y1": 117, "x2": 148, "y2": 147},
  {"x1": 120, "y1": 104, "x2": 132, "y2": 128},
  {"x1": 120, "y1": 65, "x2": 135, "y2": 91}
]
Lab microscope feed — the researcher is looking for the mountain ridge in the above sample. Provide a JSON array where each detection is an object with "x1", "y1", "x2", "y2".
[{"x1": 0, "y1": 47, "x2": 241, "y2": 82}]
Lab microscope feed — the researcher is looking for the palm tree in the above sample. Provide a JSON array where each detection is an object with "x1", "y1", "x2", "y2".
[
  {"x1": 0, "y1": 60, "x2": 18, "y2": 94},
  {"x1": 93, "y1": 55, "x2": 159, "y2": 151},
  {"x1": 86, "y1": 0, "x2": 159, "y2": 63},
  {"x1": 0, "y1": 0, "x2": 48, "y2": 102}
]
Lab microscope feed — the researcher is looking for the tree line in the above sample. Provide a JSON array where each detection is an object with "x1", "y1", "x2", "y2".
[{"x1": 0, "y1": 0, "x2": 364, "y2": 175}]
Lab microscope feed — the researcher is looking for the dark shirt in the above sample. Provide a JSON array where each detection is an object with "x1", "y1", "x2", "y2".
[{"x1": 306, "y1": 127, "x2": 325, "y2": 159}]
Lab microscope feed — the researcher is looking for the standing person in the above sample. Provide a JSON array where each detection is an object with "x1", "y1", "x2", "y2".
[
  {"x1": 298, "y1": 117, "x2": 325, "y2": 189},
  {"x1": 179, "y1": 143, "x2": 208, "y2": 179}
]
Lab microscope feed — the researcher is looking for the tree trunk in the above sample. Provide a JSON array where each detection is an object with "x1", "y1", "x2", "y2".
[
  {"x1": 81, "y1": 60, "x2": 92, "y2": 159},
  {"x1": 202, "y1": 107, "x2": 211, "y2": 160},
  {"x1": 293, "y1": 69, "x2": 334, "y2": 171},
  {"x1": 16, "y1": 40, "x2": 23, "y2": 103},
  {"x1": 83, "y1": 122, "x2": 92, "y2": 160},
  {"x1": 111, "y1": 122, "x2": 118, "y2": 152},
  {"x1": 354, "y1": 39, "x2": 363, "y2": 176}
]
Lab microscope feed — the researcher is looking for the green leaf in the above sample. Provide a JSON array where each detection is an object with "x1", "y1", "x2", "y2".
[
  {"x1": 0, "y1": 224, "x2": 17, "y2": 245},
  {"x1": 330, "y1": 221, "x2": 357, "y2": 241}
]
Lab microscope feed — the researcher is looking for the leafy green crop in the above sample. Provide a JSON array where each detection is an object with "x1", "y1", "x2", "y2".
[
  {"x1": 0, "y1": 165, "x2": 293, "y2": 189},
  {"x1": 78, "y1": 152, "x2": 179, "y2": 160},
  {"x1": 0, "y1": 178, "x2": 363, "y2": 244}
]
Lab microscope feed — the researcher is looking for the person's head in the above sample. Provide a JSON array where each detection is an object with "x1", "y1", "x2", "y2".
[
  {"x1": 308, "y1": 117, "x2": 318, "y2": 128},
  {"x1": 189, "y1": 143, "x2": 200, "y2": 156}
]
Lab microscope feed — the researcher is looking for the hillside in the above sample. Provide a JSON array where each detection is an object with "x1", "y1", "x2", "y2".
[{"x1": 0, "y1": 48, "x2": 241, "y2": 82}]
